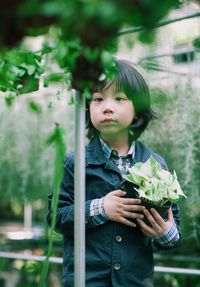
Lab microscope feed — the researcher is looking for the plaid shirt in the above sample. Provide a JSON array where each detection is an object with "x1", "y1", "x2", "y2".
[{"x1": 90, "y1": 137, "x2": 180, "y2": 246}]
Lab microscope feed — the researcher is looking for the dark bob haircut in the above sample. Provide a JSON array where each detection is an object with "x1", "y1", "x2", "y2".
[{"x1": 86, "y1": 59, "x2": 156, "y2": 141}]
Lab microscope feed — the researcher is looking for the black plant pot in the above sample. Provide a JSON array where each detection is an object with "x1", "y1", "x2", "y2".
[
  {"x1": 139, "y1": 198, "x2": 171, "y2": 226},
  {"x1": 123, "y1": 182, "x2": 172, "y2": 226}
]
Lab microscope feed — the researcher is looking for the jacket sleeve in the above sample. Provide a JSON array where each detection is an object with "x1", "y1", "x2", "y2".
[
  {"x1": 47, "y1": 154, "x2": 98, "y2": 236},
  {"x1": 153, "y1": 202, "x2": 182, "y2": 250}
]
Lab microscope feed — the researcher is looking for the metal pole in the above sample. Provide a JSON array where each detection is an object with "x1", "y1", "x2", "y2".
[
  {"x1": 24, "y1": 202, "x2": 32, "y2": 230},
  {"x1": 154, "y1": 266, "x2": 200, "y2": 276},
  {"x1": 1, "y1": 252, "x2": 200, "y2": 276},
  {"x1": 74, "y1": 90, "x2": 85, "y2": 287}
]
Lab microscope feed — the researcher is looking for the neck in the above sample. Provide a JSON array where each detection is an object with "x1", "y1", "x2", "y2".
[{"x1": 101, "y1": 132, "x2": 130, "y2": 156}]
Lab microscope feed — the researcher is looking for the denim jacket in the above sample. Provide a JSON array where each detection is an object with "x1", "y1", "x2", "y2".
[{"x1": 47, "y1": 136, "x2": 181, "y2": 287}]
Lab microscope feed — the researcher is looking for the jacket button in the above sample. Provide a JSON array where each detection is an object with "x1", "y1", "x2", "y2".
[
  {"x1": 94, "y1": 208, "x2": 99, "y2": 215},
  {"x1": 116, "y1": 235, "x2": 122, "y2": 242},
  {"x1": 114, "y1": 263, "x2": 121, "y2": 270},
  {"x1": 112, "y1": 150, "x2": 118, "y2": 156},
  {"x1": 111, "y1": 150, "x2": 119, "y2": 159}
]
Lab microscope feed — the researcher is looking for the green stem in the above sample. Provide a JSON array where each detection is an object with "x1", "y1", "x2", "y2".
[
  {"x1": 160, "y1": 199, "x2": 170, "y2": 206},
  {"x1": 39, "y1": 185, "x2": 60, "y2": 287},
  {"x1": 117, "y1": 12, "x2": 200, "y2": 36},
  {"x1": 39, "y1": 125, "x2": 65, "y2": 287}
]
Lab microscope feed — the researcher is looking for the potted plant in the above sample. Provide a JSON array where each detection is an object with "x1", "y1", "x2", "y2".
[{"x1": 123, "y1": 155, "x2": 187, "y2": 224}]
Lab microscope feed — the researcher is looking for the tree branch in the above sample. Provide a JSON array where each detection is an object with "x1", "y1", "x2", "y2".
[{"x1": 117, "y1": 12, "x2": 200, "y2": 36}]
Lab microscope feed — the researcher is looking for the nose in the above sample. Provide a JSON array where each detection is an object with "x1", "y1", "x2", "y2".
[{"x1": 102, "y1": 99, "x2": 114, "y2": 114}]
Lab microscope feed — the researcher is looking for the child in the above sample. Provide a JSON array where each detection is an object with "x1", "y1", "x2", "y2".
[{"x1": 47, "y1": 59, "x2": 181, "y2": 287}]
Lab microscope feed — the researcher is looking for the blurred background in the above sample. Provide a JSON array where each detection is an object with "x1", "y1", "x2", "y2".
[{"x1": 0, "y1": 0, "x2": 200, "y2": 286}]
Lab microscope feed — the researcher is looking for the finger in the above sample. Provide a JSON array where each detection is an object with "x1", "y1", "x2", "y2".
[
  {"x1": 137, "y1": 219, "x2": 156, "y2": 236},
  {"x1": 149, "y1": 208, "x2": 165, "y2": 225},
  {"x1": 167, "y1": 208, "x2": 174, "y2": 221},
  {"x1": 123, "y1": 211, "x2": 144, "y2": 220},
  {"x1": 119, "y1": 217, "x2": 136, "y2": 228},
  {"x1": 122, "y1": 198, "x2": 142, "y2": 205},
  {"x1": 143, "y1": 209, "x2": 162, "y2": 232},
  {"x1": 112, "y1": 190, "x2": 127, "y2": 197},
  {"x1": 124, "y1": 205, "x2": 146, "y2": 212}
]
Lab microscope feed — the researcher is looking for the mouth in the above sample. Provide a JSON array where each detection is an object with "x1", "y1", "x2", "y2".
[{"x1": 101, "y1": 118, "x2": 116, "y2": 123}]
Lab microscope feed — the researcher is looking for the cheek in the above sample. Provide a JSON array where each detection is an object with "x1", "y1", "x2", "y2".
[
  {"x1": 123, "y1": 104, "x2": 135, "y2": 123},
  {"x1": 89, "y1": 106, "x2": 99, "y2": 127}
]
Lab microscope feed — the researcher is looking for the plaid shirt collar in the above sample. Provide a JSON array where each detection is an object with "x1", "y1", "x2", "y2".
[{"x1": 99, "y1": 136, "x2": 135, "y2": 160}]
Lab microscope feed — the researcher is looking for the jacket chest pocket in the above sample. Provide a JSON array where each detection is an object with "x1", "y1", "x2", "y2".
[
  {"x1": 86, "y1": 167, "x2": 121, "y2": 199},
  {"x1": 86, "y1": 176, "x2": 111, "y2": 199}
]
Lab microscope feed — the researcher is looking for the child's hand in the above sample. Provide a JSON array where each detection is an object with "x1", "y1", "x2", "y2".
[
  {"x1": 137, "y1": 207, "x2": 174, "y2": 237},
  {"x1": 103, "y1": 190, "x2": 145, "y2": 227}
]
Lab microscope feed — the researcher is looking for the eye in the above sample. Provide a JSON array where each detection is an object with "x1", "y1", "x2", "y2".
[
  {"x1": 93, "y1": 97, "x2": 103, "y2": 102},
  {"x1": 115, "y1": 96, "x2": 127, "y2": 101},
  {"x1": 92, "y1": 92, "x2": 104, "y2": 102}
]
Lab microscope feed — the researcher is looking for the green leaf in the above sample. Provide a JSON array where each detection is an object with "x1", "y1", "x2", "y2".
[
  {"x1": 19, "y1": 77, "x2": 39, "y2": 94},
  {"x1": 27, "y1": 65, "x2": 36, "y2": 76},
  {"x1": 41, "y1": 44, "x2": 53, "y2": 55},
  {"x1": 193, "y1": 37, "x2": 200, "y2": 49},
  {"x1": 140, "y1": 155, "x2": 162, "y2": 177},
  {"x1": 128, "y1": 165, "x2": 149, "y2": 185},
  {"x1": 83, "y1": 46, "x2": 100, "y2": 62},
  {"x1": 40, "y1": 125, "x2": 66, "y2": 286},
  {"x1": 101, "y1": 51, "x2": 117, "y2": 81},
  {"x1": 5, "y1": 95, "x2": 15, "y2": 107},
  {"x1": 28, "y1": 101, "x2": 42, "y2": 114},
  {"x1": 101, "y1": 50, "x2": 113, "y2": 67}
]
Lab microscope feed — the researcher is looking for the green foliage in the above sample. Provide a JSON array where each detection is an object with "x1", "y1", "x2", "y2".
[
  {"x1": 0, "y1": 94, "x2": 69, "y2": 282},
  {"x1": 150, "y1": 88, "x2": 169, "y2": 109},
  {"x1": 142, "y1": 80, "x2": 200, "y2": 254},
  {"x1": 0, "y1": 93, "x2": 73, "y2": 206},
  {"x1": 138, "y1": 76, "x2": 200, "y2": 286},
  {"x1": 0, "y1": 0, "x2": 180, "y2": 92},
  {"x1": 53, "y1": 37, "x2": 82, "y2": 70},
  {"x1": 28, "y1": 101, "x2": 42, "y2": 114},
  {"x1": 5, "y1": 94, "x2": 16, "y2": 107},
  {"x1": 43, "y1": 72, "x2": 71, "y2": 88},
  {"x1": 0, "y1": 49, "x2": 43, "y2": 94},
  {"x1": 193, "y1": 36, "x2": 200, "y2": 48},
  {"x1": 40, "y1": 124, "x2": 66, "y2": 287}
]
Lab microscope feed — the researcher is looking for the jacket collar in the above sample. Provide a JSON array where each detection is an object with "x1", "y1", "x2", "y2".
[
  {"x1": 85, "y1": 136, "x2": 151, "y2": 166},
  {"x1": 86, "y1": 136, "x2": 107, "y2": 166},
  {"x1": 85, "y1": 137, "x2": 123, "y2": 176},
  {"x1": 133, "y1": 140, "x2": 151, "y2": 163},
  {"x1": 99, "y1": 136, "x2": 135, "y2": 160}
]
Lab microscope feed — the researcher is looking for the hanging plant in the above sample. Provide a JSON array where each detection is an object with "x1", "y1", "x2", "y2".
[{"x1": 0, "y1": 49, "x2": 43, "y2": 94}]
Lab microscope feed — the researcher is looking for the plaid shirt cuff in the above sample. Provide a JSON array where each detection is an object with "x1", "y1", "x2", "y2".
[
  {"x1": 90, "y1": 197, "x2": 109, "y2": 226},
  {"x1": 154, "y1": 220, "x2": 180, "y2": 247}
]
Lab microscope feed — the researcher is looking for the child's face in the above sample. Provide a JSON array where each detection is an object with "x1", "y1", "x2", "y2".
[{"x1": 90, "y1": 83, "x2": 135, "y2": 138}]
